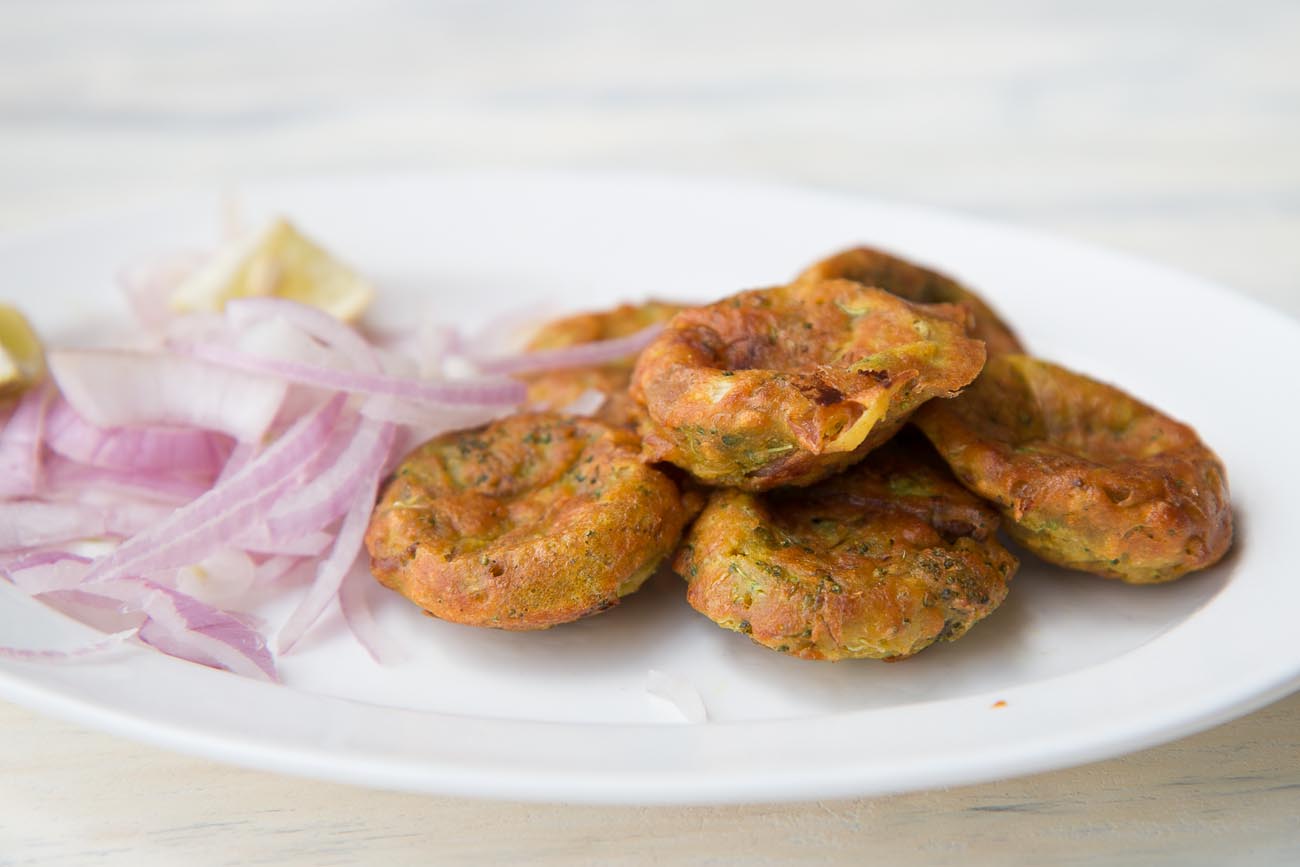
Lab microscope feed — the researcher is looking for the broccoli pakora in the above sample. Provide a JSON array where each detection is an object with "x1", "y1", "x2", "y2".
[
  {"x1": 675, "y1": 433, "x2": 1017, "y2": 660},
  {"x1": 914, "y1": 355, "x2": 1232, "y2": 583},
  {"x1": 365, "y1": 412, "x2": 696, "y2": 629},
  {"x1": 796, "y1": 246, "x2": 1023, "y2": 356},
  {"x1": 630, "y1": 279, "x2": 985, "y2": 490},
  {"x1": 523, "y1": 301, "x2": 684, "y2": 428}
]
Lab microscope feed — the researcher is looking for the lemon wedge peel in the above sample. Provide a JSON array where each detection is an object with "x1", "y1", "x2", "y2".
[{"x1": 169, "y1": 219, "x2": 374, "y2": 322}]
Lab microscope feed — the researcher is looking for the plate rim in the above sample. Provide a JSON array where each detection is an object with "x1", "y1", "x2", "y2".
[{"x1": 1, "y1": 167, "x2": 1297, "y2": 804}]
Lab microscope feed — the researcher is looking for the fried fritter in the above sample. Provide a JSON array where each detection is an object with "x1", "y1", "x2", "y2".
[
  {"x1": 523, "y1": 301, "x2": 684, "y2": 428},
  {"x1": 675, "y1": 433, "x2": 1017, "y2": 660},
  {"x1": 796, "y1": 246, "x2": 1023, "y2": 356},
  {"x1": 914, "y1": 355, "x2": 1232, "y2": 583},
  {"x1": 630, "y1": 280, "x2": 986, "y2": 490},
  {"x1": 365, "y1": 412, "x2": 695, "y2": 629}
]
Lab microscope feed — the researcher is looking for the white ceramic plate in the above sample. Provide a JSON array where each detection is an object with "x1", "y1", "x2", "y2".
[{"x1": 0, "y1": 170, "x2": 1295, "y2": 804}]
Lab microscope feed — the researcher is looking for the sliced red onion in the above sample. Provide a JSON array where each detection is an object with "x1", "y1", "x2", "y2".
[
  {"x1": 107, "y1": 503, "x2": 177, "y2": 536},
  {"x1": 83, "y1": 576, "x2": 276, "y2": 681},
  {"x1": 356, "y1": 329, "x2": 421, "y2": 378},
  {"x1": 560, "y1": 388, "x2": 608, "y2": 417},
  {"x1": 358, "y1": 393, "x2": 507, "y2": 432},
  {"x1": 470, "y1": 323, "x2": 664, "y2": 375},
  {"x1": 224, "y1": 297, "x2": 376, "y2": 369},
  {"x1": 235, "y1": 529, "x2": 334, "y2": 558},
  {"x1": 2, "y1": 552, "x2": 92, "y2": 594},
  {"x1": 210, "y1": 298, "x2": 526, "y2": 407},
  {"x1": 1, "y1": 549, "x2": 91, "y2": 573},
  {"x1": 275, "y1": 423, "x2": 394, "y2": 654},
  {"x1": 0, "y1": 383, "x2": 53, "y2": 500},
  {"x1": 0, "y1": 501, "x2": 172, "y2": 551},
  {"x1": 461, "y1": 305, "x2": 556, "y2": 359},
  {"x1": 645, "y1": 668, "x2": 709, "y2": 724},
  {"x1": 34, "y1": 590, "x2": 137, "y2": 636},
  {"x1": 253, "y1": 554, "x2": 307, "y2": 584},
  {"x1": 0, "y1": 628, "x2": 138, "y2": 663},
  {"x1": 48, "y1": 349, "x2": 288, "y2": 443},
  {"x1": 265, "y1": 417, "x2": 393, "y2": 545},
  {"x1": 361, "y1": 312, "x2": 459, "y2": 362},
  {"x1": 43, "y1": 457, "x2": 213, "y2": 505},
  {"x1": 338, "y1": 561, "x2": 405, "y2": 665},
  {"x1": 214, "y1": 440, "x2": 257, "y2": 486},
  {"x1": 171, "y1": 548, "x2": 257, "y2": 610},
  {"x1": 414, "y1": 322, "x2": 462, "y2": 378},
  {"x1": 183, "y1": 342, "x2": 526, "y2": 407},
  {"x1": 357, "y1": 395, "x2": 444, "y2": 427},
  {"x1": 45, "y1": 398, "x2": 233, "y2": 475},
  {"x1": 160, "y1": 311, "x2": 235, "y2": 349},
  {"x1": 82, "y1": 394, "x2": 346, "y2": 583},
  {"x1": 374, "y1": 348, "x2": 418, "y2": 379},
  {"x1": 0, "y1": 292, "x2": 572, "y2": 680},
  {"x1": 117, "y1": 250, "x2": 208, "y2": 329},
  {"x1": 229, "y1": 315, "x2": 350, "y2": 372}
]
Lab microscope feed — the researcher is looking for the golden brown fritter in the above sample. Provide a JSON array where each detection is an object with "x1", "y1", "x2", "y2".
[
  {"x1": 675, "y1": 434, "x2": 1017, "y2": 660},
  {"x1": 914, "y1": 355, "x2": 1232, "y2": 583},
  {"x1": 796, "y1": 246, "x2": 1023, "y2": 356},
  {"x1": 630, "y1": 280, "x2": 986, "y2": 490},
  {"x1": 365, "y1": 412, "x2": 695, "y2": 630},
  {"x1": 523, "y1": 301, "x2": 685, "y2": 428}
]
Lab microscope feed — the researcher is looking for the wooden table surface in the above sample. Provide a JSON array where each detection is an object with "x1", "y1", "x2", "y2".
[{"x1": 1, "y1": 1, "x2": 1297, "y2": 863}]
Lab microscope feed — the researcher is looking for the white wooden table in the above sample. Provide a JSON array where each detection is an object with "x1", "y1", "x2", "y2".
[{"x1": 1, "y1": 2, "x2": 1297, "y2": 863}]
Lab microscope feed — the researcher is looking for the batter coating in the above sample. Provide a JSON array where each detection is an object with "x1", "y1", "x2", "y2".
[
  {"x1": 365, "y1": 412, "x2": 695, "y2": 629},
  {"x1": 796, "y1": 246, "x2": 1023, "y2": 356},
  {"x1": 676, "y1": 434, "x2": 1017, "y2": 660},
  {"x1": 915, "y1": 355, "x2": 1232, "y2": 583},
  {"x1": 630, "y1": 279, "x2": 986, "y2": 490},
  {"x1": 523, "y1": 301, "x2": 684, "y2": 428}
]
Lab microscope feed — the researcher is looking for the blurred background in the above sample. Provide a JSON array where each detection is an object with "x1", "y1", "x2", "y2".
[{"x1": 1, "y1": 0, "x2": 1297, "y2": 307}]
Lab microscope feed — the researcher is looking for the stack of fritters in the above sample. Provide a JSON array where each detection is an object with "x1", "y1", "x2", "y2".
[{"x1": 365, "y1": 247, "x2": 1233, "y2": 660}]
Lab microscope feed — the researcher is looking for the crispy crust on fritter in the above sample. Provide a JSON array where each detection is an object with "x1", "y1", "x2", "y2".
[
  {"x1": 523, "y1": 301, "x2": 685, "y2": 429},
  {"x1": 364, "y1": 412, "x2": 695, "y2": 629},
  {"x1": 674, "y1": 434, "x2": 1017, "y2": 660},
  {"x1": 629, "y1": 280, "x2": 986, "y2": 490},
  {"x1": 914, "y1": 355, "x2": 1232, "y2": 583},
  {"x1": 796, "y1": 246, "x2": 1024, "y2": 357}
]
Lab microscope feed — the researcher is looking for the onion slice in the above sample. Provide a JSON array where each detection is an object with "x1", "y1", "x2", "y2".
[
  {"x1": 82, "y1": 394, "x2": 346, "y2": 584},
  {"x1": 118, "y1": 250, "x2": 208, "y2": 330},
  {"x1": 253, "y1": 554, "x2": 307, "y2": 584},
  {"x1": 3, "y1": 552, "x2": 93, "y2": 594},
  {"x1": 275, "y1": 422, "x2": 395, "y2": 654},
  {"x1": 183, "y1": 342, "x2": 525, "y2": 407},
  {"x1": 469, "y1": 323, "x2": 664, "y2": 375},
  {"x1": 224, "y1": 297, "x2": 377, "y2": 369},
  {"x1": 0, "y1": 383, "x2": 53, "y2": 499},
  {"x1": 0, "y1": 628, "x2": 138, "y2": 663},
  {"x1": 1, "y1": 294, "x2": 543, "y2": 681},
  {"x1": 234, "y1": 529, "x2": 334, "y2": 558},
  {"x1": 265, "y1": 417, "x2": 393, "y2": 545},
  {"x1": 43, "y1": 456, "x2": 213, "y2": 505},
  {"x1": 171, "y1": 548, "x2": 258, "y2": 610},
  {"x1": 0, "y1": 501, "x2": 172, "y2": 551},
  {"x1": 45, "y1": 398, "x2": 233, "y2": 475},
  {"x1": 48, "y1": 349, "x2": 287, "y2": 443},
  {"x1": 338, "y1": 561, "x2": 405, "y2": 665},
  {"x1": 84, "y1": 577, "x2": 277, "y2": 681},
  {"x1": 560, "y1": 388, "x2": 608, "y2": 417}
]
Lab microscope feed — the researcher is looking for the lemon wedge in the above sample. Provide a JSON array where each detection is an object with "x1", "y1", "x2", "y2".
[
  {"x1": 169, "y1": 219, "x2": 374, "y2": 321},
  {"x1": 0, "y1": 305, "x2": 46, "y2": 399}
]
